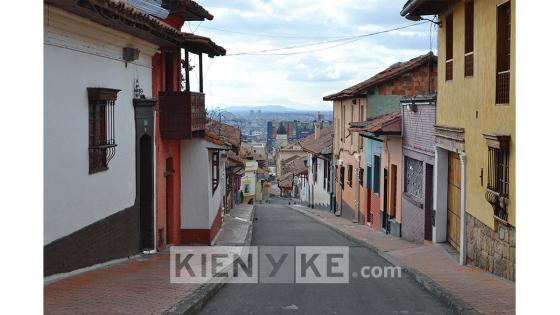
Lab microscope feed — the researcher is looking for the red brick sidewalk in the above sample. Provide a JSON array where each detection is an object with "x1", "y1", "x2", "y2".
[
  {"x1": 44, "y1": 204, "x2": 255, "y2": 315},
  {"x1": 291, "y1": 204, "x2": 515, "y2": 315},
  {"x1": 44, "y1": 252, "x2": 198, "y2": 314}
]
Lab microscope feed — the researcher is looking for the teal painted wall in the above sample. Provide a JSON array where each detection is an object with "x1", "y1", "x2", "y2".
[
  {"x1": 367, "y1": 88, "x2": 402, "y2": 118},
  {"x1": 364, "y1": 138, "x2": 382, "y2": 189}
]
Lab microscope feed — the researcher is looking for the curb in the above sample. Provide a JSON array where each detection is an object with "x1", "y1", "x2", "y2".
[
  {"x1": 165, "y1": 205, "x2": 255, "y2": 315},
  {"x1": 288, "y1": 205, "x2": 480, "y2": 315}
]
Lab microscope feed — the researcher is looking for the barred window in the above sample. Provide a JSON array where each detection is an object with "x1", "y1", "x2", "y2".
[
  {"x1": 484, "y1": 134, "x2": 510, "y2": 223},
  {"x1": 496, "y1": 1, "x2": 511, "y2": 104},
  {"x1": 212, "y1": 151, "x2": 219, "y2": 194},
  {"x1": 405, "y1": 157, "x2": 423, "y2": 198},
  {"x1": 87, "y1": 88, "x2": 119, "y2": 174}
]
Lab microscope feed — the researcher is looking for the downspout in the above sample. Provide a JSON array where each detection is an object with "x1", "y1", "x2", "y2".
[{"x1": 459, "y1": 153, "x2": 467, "y2": 265}]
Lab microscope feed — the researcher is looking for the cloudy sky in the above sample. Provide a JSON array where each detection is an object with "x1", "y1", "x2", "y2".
[{"x1": 185, "y1": 0, "x2": 437, "y2": 111}]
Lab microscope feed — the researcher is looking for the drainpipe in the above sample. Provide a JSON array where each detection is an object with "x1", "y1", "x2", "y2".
[{"x1": 459, "y1": 153, "x2": 467, "y2": 265}]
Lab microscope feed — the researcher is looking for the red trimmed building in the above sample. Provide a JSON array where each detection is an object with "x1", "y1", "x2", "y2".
[{"x1": 152, "y1": 1, "x2": 227, "y2": 247}]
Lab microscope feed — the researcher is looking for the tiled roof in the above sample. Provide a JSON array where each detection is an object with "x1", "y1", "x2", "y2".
[
  {"x1": 278, "y1": 176, "x2": 293, "y2": 188},
  {"x1": 299, "y1": 124, "x2": 334, "y2": 156},
  {"x1": 323, "y1": 52, "x2": 436, "y2": 100},
  {"x1": 226, "y1": 150, "x2": 243, "y2": 164},
  {"x1": 279, "y1": 142, "x2": 303, "y2": 151},
  {"x1": 47, "y1": 0, "x2": 225, "y2": 56},
  {"x1": 283, "y1": 156, "x2": 307, "y2": 176},
  {"x1": 205, "y1": 120, "x2": 241, "y2": 148},
  {"x1": 177, "y1": 0, "x2": 214, "y2": 20},
  {"x1": 349, "y1": 112, "x2": 402, "y2": 136},
  {"x1": 280, "y1": 155, "x2": 300, "y2": 166}
]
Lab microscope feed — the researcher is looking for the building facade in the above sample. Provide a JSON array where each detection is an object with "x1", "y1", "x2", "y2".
[
  {"x1": 400, "y1": 95, "x2": 437, "y2": 243},
  {"x1": 44, "y1": 0, "x2": 226, "y2": 275},
  {"x1": 323, "y1": 96, "x2": 367, "y2": 222},
  {"x1": 326, "y1": 53, "x2": 437, "y2": 229},
  {"x1": 401, "y1": 0, "x2": 515, "y2": 280},
  {"x1": 299, "y1": 124, "x2": 334, "y2": 210}
]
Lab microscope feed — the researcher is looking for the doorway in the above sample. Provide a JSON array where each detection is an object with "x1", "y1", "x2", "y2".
[
  {"x1": 165, "y1": 157, "x2": 174, "y2": 245},
  {"x1": 139, "y1": 135, "x2": 154, "y2": 251},
  {"x1": 425, "y1": 163, "x2": 434, "y2": 241},
  {"x1": 447, "y1": 152, "x2": 461, "y2": 250},
  {"x1": 366, "y1": 165, "x2": 372, "y2": 223},
  {"x1": 382, "y1": 168, "x2": 388, "y2": 231}
]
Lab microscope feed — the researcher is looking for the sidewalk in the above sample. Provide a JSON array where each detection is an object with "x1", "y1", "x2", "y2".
[
  {"x1": 289, "y1": 203, "x2": 515, "y2": 315},
  {"x1": 44, "y1": 204, "x2": 254, "y2": 315}
]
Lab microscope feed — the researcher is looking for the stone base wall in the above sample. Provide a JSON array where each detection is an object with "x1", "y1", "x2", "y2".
[{"x1": 466, "y1": 212, "x2": 515, "y2": 281}]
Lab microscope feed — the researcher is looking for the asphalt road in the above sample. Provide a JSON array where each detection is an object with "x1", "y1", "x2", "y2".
[{"x1": 198, "y1": 198, "x2": 452, "y2": 315}]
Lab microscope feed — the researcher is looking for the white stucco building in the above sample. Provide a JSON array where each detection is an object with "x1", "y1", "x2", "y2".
[{"x1": 299, "y1": 124, "x2": 334, "y2": 210}]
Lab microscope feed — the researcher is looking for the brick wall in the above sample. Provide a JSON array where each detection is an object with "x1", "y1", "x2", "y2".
[
  {"x1": 377, "y1": 63, "x2": 437, "y2": 96},
  {"x1": 402, "y1": 99, "x2": 436, "y2": 154}
]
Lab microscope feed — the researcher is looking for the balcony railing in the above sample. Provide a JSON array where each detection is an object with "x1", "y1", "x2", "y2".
[
  {"x1": 496, "y1": 70, "x2": 510, "y2": 104},
  {"x1": 159, "y1": 91, "x2": 206, "y2": 139}
]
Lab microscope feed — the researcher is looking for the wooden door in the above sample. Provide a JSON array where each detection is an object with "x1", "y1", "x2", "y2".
[
  {"x1": 425, "y1": 164, "x2": 434, "y2": 241},
  {"x1": 447, "y1": 153, "x2": 461, "y2": 250},
  {"x1": 382, "y1": 168, "x2": 388, "y2": 230},
  {"x1": 390, "y1": 164, "x2": 397, "y2": 219}
]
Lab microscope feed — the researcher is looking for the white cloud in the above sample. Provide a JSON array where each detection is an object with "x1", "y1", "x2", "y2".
[{"x1": 194, "y1": 0, "x2": 433, "y2": 110}]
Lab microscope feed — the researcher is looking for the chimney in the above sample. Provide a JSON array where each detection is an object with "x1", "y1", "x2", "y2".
[{"x1": 314, "y1": 122, "x2": 322, "y2": 140}]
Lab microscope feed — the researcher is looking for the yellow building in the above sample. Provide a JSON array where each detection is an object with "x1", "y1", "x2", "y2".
[{"x1": 401, "y1": 0, "x2": 515, "y2": 280}]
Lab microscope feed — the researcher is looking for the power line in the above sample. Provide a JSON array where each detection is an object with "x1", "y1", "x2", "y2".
[
  {"x1": 225, "y1": 21, "x2": 428, "y2": 56},
  {"x1": 197, "y1": 25, "x2": 363, "y2": 39}
]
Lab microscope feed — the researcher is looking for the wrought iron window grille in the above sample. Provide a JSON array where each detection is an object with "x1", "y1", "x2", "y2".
[
  {"x1": 483, "y1": 134, "x2": 510, "y2": 225},
  {"x1": 87, "y1": 88, "x2": 120, "y2": 174}
]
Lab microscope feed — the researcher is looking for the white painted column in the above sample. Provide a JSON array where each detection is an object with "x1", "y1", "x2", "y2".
[
  {"x1": 433, "y1": 146, "x2": 448, "y2": 243},
  {"x1": 459, "y1": 153, "x2": 467, "y2": 265}
]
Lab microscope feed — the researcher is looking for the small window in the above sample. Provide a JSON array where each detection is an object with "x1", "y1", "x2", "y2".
[
  {"x1": 464, "y1": 1, "x2": 474, "y2": 77},
  {"x1": 373, "y1": 155, "x2": 381, "y2": 194},
  {"x1": 496, "y1": 1, "x2": 511, "y2": 104},
  {"x1": 87, "y1": 88, "x2": 119, "y2": 174},
  {"x1": 359, "y1": 168, "x2": 364, "y2": 186},
  {"x1": 340, "y1": 166, "x2": 345, "y2": 190},
  {"x1": 445, "y1": 14, "x2": 454, "y2": 81},
  {"x1": 212, "y1": 151, "x2": 219, "y2": 194},
  {"x1": 348, "y1": 165, "x2": 353, "y2": 187},
  {"x1": 405, "y1": 157, "x2": 423, "y2": 198}
]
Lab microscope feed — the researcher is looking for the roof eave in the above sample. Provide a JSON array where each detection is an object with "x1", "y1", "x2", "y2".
[{"x1": 400, "y1": 0, "x2": 455, "y2": 18}]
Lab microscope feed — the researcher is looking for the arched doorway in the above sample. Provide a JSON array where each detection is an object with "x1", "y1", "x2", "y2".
[{"x1": 139, "y1": 135, "x2": 154, "y2": 251}]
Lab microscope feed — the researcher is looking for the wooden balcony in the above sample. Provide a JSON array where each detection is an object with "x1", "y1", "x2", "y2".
[{"x1": 159, "y1": 91, "x2": 205, "y2": 139}]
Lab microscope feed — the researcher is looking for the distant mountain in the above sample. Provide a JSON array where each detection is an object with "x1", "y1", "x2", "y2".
[{"x1": 218, "y1": 105, "x2": 308, "y2": 113}]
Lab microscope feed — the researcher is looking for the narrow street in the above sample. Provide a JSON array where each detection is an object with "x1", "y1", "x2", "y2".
[{"x1": 198, "y1": 197, "x2": 450, "y2": 314}]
